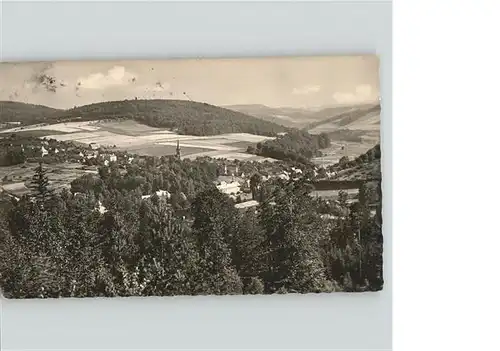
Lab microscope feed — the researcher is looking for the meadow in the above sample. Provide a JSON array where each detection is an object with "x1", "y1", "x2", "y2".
[{"x1": 0, "y1": 120, "x2": 276, "y2": 161}]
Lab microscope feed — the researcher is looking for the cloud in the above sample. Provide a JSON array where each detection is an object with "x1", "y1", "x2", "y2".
[
  {"x1": 292, "y1": 84, "x2": 321, "y2": 95},
  {"x1": 332, "y1": 84, "x2": 375, "y2": 104},
  {"x1": 77, "y1": 66, "x2": 135, "y2": 90}
]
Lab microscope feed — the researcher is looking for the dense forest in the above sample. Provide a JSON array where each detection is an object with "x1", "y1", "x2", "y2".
[
  {"x1": 247, "y1": 130, "x2": 331, "y2": 165},
  {"x1": 0, "y1": 149, "x2": 383, "y2": 298}
]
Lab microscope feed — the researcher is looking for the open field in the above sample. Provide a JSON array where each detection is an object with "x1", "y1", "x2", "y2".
[
  {"x1": 0, "y1": 120, "x2": 277, "y2": 160},
  {"x1": 0, "y1": 121, "x2": 101, "y2": 134},
  {"x1": 97, "y1": 120, "x2": 163, "y2": 135}
]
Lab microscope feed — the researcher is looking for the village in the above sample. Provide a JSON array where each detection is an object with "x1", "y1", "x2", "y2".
[{"x1": 0, "y1": 134, "x2": 364, "y2": 217}]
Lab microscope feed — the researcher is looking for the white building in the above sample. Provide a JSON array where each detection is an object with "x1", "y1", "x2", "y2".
[
  {"x1": 216, "y1": 181, "x2": 241, "y2": 195},
  {"x1": 41, "y1": 146, "x2": 49, "y2": 157},
  {"x1": 109, "y1": 154, "x2": 117, "y2": 162}
]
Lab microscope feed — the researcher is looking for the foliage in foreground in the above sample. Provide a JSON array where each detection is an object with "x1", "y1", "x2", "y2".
[{"x1": 0, "y1": 161, "x2": 382, "y2": 298}]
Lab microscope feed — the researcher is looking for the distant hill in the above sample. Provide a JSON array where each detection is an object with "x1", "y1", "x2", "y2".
[
  {"x1": 224, "y1": 104, "x2": 320, "y2": 128},
  {"x1": 225, "y1": 103, "x2": 379, "y2": 132},
  {"x1": 305, "y1": 104, "x2": 380, "y2": 132},
  {"x1": 1, "y1": 100, "x2": 289, "y2": 137},
  {"x1": 0, "y1": 101, "x2": 61, "y2": 125},
  {"x1": 306, "y1": 104, "x2": 381, "y2": 142}
]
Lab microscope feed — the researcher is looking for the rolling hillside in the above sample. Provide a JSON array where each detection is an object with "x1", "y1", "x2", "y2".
[
  {"x1": 0, "y1": 101, "x2": 61, "y2": 125},
  {"x1": 307, "y1": 104, "x2": 381, "y2": 143},
  {"x1": 1, "y1": 100, "x2": 289, "y2": 137},
  {"x1": 225, "y1": 103, "x2": 380, "y2": 134},
  {"x1": 224, "y1": 104, "x2": 317, "y2": 128},
  {"x1": 305, "y1": 104, "x2": 380, "y2": 132}
]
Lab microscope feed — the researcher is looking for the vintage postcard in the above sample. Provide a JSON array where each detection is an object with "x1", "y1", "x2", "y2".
[{"x1": 0, "y1": 56, "x2": 382, "y2": 298}]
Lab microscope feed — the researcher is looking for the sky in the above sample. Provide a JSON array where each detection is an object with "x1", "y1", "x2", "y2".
[{"x1": 0, "y1": 55, "x2": 380, "y2": 110}]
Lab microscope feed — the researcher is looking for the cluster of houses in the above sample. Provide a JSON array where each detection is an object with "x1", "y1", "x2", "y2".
[
  {"x1": 210, "y1": 161, "x2": 346, "y2": 215},
  {"x1": 28, "y1": 140, "x2": 135, "y2": 167}
]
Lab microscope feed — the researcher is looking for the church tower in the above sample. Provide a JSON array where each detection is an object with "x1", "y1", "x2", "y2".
[{"x1": 175, "y1": 140, "x2": 181, "y2": 159}]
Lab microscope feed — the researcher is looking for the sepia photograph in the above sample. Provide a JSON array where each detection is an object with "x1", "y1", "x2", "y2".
[{"x1": 0, "y1": 56, "x2": 383, "y2": 298}]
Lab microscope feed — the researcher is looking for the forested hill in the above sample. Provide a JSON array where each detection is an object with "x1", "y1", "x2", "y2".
[
  {"x1": 0, "y1": 100, "x2": 289, "y2": 136},
  {"x1": 0, "y1": 101, "x2": 61, "y2": 124},
  {"x1": 54, "y1": 99, "x2": 288, "y2": 136}
]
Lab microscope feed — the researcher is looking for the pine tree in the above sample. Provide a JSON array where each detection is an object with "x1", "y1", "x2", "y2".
[{"x1": 29, "y1": 162, "x2": 54, "y2": 202}]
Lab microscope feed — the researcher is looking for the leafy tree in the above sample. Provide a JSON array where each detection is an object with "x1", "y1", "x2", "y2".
[
  {"x1": 259, "y1": 179, "x2": 330, "y2": 293},
  {"x1": 191, "y1": 188, "x2": 242, "y2": 295},
  {"x1": 243, "y1": 276, "x2": 265, "y2": 295}
]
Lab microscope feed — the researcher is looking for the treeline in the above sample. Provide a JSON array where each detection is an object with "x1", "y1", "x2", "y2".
[
  {"x1": 248, "y1": 130, "x2": 331, "y2": 164},
  {"x1": 0, "y1": 162, "x2": 383, "y2": 298}
]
